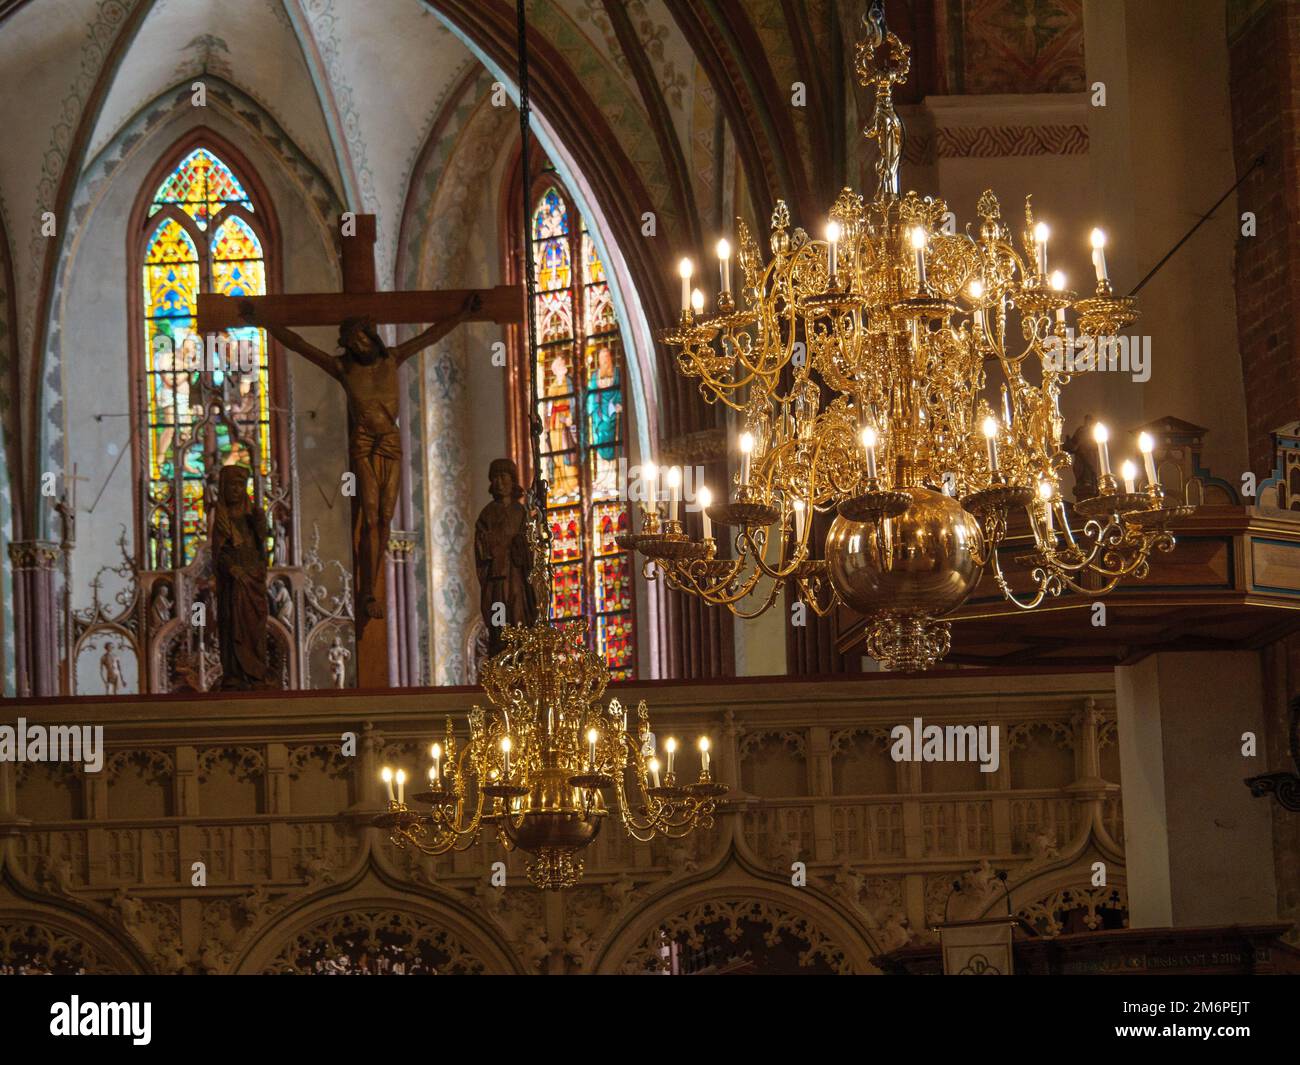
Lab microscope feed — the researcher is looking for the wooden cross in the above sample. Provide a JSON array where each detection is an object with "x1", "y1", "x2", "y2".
[{"x1": 197, "y1": 214, "x2": 523, "y2": 688}]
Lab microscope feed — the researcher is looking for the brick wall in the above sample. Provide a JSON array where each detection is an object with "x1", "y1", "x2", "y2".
[{"x1": 1229, "y1": 0, "x2": 1300, "y2": 477}]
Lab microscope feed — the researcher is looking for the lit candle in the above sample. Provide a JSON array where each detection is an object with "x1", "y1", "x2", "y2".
[
  {"x1": 664, "y1": 737, "x2": 677, "y2": 778},
  {"x1": 716, "y1": 238, "x2": 732, "y2": 295},
  {"x1": 430, "y1": 742, "x2": 442, "y2": 786},
  {"x1": 1121, "y1": 459, "x2": 1137, "y2": 493},
  {"x1": 587, "y1": 727, "x2": 599, "y2": 770},
  {"x1": 1093, "y1": 421, "x2": 1112, "y2": 477},
  {"x1": 691, "y1": 288, "x2": 704, "y2": 317},
  {"x1": 910, "y1": 226, "x2": 928, "y2": 290},
  {"x1": 982, "y1": 415, "x2": 1000, "y2": 473},
  {"x1": 826, "y1": 221, "x2": 841, "y2": 284},
  {"x1": 739, "y1": 431, "x2": 754, "y2": 485},
  {"x1": 698, "y1": 485, "x2": 713, "y2": 540},
  {"x1": 500, "y1": 736, "x2": 512, "y2": 778},
  {"x1": 643, "y1": 461, "x2": 658, "y2": 508},
  {"x1": 1038, "y1": 480, "x2": 1055, "y2": 534},
  {"x1": 1050, "y1": 270, "x2": 1067, "y2": 325},
  {"x1": 1139, "y1": 431, "x2": 1159, "y2": 486},
  {"x1": 648, "y1": 756, "x2": 661, "y2": 790},
  {"x1": 698, "y1": 736, "x2": 711, "y2": 775},
  {"x1": 860, "y1": 425, "x2": 878, "y2": 481},
  {"x1": 394, "y1": 768, "x2": 406, "y2": 806},
  {"x1": 667, "y1": 465, "x2": 682, "y2": 522},
  {"x1": 381, "y1": 766, "x2": 395, "y2": 803},
  {"x1": 1090, "y1": 229, "x2": 1109, "y2": 285},
  {"x1": 1033, "y1": 221, "x2": 1050, "y2": 278},
  {"x1": 679, "y1": 257, "x2": 694, "y2": 314},
  {"x1": 792, "y1": 497, "x2": 807, "y2": 542}
]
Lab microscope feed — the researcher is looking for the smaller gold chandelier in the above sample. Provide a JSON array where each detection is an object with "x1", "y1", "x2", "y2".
[{"x1": 375, "y1": 622, "x2": 725, "y2": 890}]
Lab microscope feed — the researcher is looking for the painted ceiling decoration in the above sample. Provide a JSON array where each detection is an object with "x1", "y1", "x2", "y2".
[{"x1": 0, "y1": 0, "x2": 1084, "y2": 540}]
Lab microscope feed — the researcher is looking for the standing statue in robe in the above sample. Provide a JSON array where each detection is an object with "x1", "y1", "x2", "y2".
[
  {"x1": 244, "y1": 294, "x2": 479, "y2": 622},
  {"x1": 210, "y1": 464, "x2": 272, "y2": 690},
  {"x1": 474, "y1": 458, "x2": 539, "y2": 657}
]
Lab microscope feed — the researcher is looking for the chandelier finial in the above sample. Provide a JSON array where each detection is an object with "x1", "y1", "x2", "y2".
[{"x1": 857, "y1": 0, "x2": 911, "y2": 200}]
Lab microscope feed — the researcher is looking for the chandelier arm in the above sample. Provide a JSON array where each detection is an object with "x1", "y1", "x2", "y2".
[{"x1": 988, "y1": 543, "x2": 1053, "y2": 610}]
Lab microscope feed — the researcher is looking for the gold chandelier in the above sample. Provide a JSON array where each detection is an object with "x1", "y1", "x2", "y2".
[
  {"x1": 374, "y1": 0, "x2": 724, "y2": 891},
  {"x1": 628, "y1": 1, "x2": 1189, "y2": 671},
  {"x1": 375, "y1": 622, "x2": 724, "y2": 890}
]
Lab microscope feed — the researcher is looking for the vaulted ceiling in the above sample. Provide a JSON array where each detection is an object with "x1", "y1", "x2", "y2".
[{"x1": 0, "y1": 0, "x2": 1085, "y2": 538}]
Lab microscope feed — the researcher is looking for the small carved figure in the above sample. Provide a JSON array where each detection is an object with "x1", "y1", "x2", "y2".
[
  {"x1": 328, "y1": 635, "x2": 351, "y2": 689},
  {"x1": 152, "y1": 582, "x2": 174, "y2": 624},
  {"x1": 99, "y1": 640, "x2": 126, "y2": 696},
  {"x1": 268, "y1": 580, "x2": 294, "y2": 627},
  {"x1": 273, "y1": 517, "x2": 289, "y2": 566}
]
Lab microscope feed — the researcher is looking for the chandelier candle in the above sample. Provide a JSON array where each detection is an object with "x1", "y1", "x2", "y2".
[
  {"x1": 1039, "y1": 480, "x2": 1055, "y2": 535},
  {"x1": 641, "y1": 0, "x2": 1183, "y2": 671},
  {"x1": 982, "y1": 416, "x2": 1000, "y2": 473},
  {"x1": 717, "y1": 239, "x2": 732, "y2": 295},
  {"x1": 678, "y1": 257, "x2": 693, "y2": 315},
  {"x1": 827, "y1": 221, "x2": 842, "y2": 285},
  {"x1": 1121, "y1": 460, "x2": 1137, "y2": 494},
  {"x1": 699, "y1": 737, "x2": 711, "y2": 776},
  {"x1": 1050, "y1": 271, "x2": 1067, "y2": 324},
  {"x1": 739, "y1": 431, "x2": 754, "y2": 485},
  {"x1": 911, "y1": 226, "x2": 928, "y2": 290},
  {"x1": 664, "y1": 737, "x2": 677, "y2": 779},
  {"x1": 1139, "y1": 432, "x2": 1158, "y2": 486},
  {"x1": 667, "y1": 465, "x2": 682, "y2": 522},
  {"x1": 1091, "y1": 229, "x2": 1109, "y2": 285},
  {"x1": 861, "y1": 426, "x2": 879, "y2": 480},
  {"x1": 1093, "y1": 422, "x2": 1112, "y2": 477},
  {"x1": 698, "y1": 485, "x2": 714, "y2": 540}
]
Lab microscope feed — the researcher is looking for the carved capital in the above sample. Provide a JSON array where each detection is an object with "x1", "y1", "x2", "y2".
[{"x1": 7, "y1": 540, "x2": 62, "y2": 569}]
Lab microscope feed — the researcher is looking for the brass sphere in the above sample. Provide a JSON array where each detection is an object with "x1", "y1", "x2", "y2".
[{"x1": 825, "y1": 485, "x2": 983, "y2": 619}]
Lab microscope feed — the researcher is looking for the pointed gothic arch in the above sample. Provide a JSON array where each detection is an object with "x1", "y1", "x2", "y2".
[{"x1": 125, "y1": 128, "x2": 287, "y2": 573}]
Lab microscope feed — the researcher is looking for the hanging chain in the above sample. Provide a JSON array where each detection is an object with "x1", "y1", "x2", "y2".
[{"x1": 516, "y1": 0, "x2": 554, "y2": 590}]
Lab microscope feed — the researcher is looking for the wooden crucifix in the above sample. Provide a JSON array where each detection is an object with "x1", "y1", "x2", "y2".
[{"x1": 197, "y1": 214, "x2": 523, "y2": 688}]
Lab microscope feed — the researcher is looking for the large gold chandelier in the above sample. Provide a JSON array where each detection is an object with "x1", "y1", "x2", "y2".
[
  {"x1": 374, "y1": 0, "x2": 724, "y2": 891},
  {"x1": 629, "y1": 1, "x2": 1188, "y2": 671}
]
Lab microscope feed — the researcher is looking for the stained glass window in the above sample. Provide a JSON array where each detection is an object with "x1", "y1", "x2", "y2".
[
  {"x1": 141, "y1": 147, "x2": 271, "y2": 568},
  {"x1": 528, "y1": 182, "x2": 635, "y2": 678}
]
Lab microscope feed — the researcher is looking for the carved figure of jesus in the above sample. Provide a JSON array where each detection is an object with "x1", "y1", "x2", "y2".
[{"x1": 244, "y1": 294, "x2": 479, "y2": 620}]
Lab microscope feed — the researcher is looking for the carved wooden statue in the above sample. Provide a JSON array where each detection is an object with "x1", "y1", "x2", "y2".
[
  {"x1": 474, "y1": 458, "x2": 539, "y2": 657},
  {"x1": 210, "y1": 464, "x2": 272, "y2": 690}
]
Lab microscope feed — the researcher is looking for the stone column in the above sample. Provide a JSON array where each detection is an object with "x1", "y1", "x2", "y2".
[
  {"x1": 384, "y1": 534, "x2": 420, "y2": 686},
  {"x1": 1115, "y1": 651, "x2": 1278, "y2": 927},
  {"x1": 7, "y1": 541, "x2": 61, "y2": 697}
]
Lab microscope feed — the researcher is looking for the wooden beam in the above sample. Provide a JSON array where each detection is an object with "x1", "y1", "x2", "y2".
[{"x1": 196, "y1": 285, "x2": 524, "y2": 333}]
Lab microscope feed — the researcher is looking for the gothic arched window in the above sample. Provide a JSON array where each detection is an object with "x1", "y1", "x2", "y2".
[
  {"x1": 524, "y1": 178, "x2": 636, "y2": 678},
  {"x1": 134, "y1": 142, "x2": 278, "y2": 569}
]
